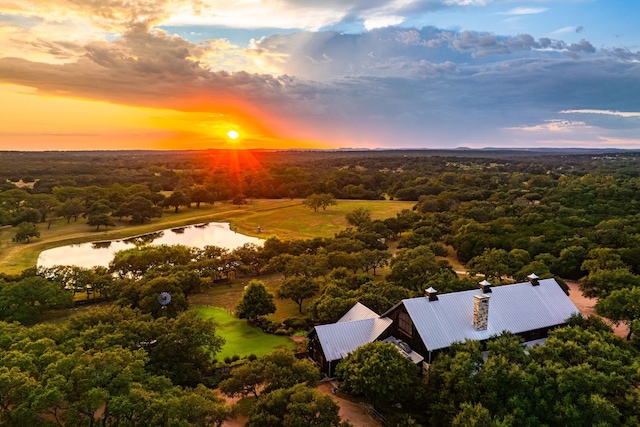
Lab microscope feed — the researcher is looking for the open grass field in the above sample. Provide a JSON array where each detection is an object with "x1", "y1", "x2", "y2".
[
  {"x1": 0, "y1": 199, "x2": 415, "y2": 275},
  {"x1": 194, "y1": 305, "x2": 296, "y2": 359}
]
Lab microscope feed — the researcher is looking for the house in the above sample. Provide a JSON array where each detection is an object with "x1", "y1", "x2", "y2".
[
  {"x1": 382, "y1": 275, "x2": 580, "y2": 364},
  {"x1": 309, "y1": 275, "x2": 580, "y2": 376},
  {"x1": 307, "y1": 302, "x2": 393, "y2": 377}
]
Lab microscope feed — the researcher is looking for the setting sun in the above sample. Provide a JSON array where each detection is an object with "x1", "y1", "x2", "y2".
[{"x1": 227, "y1": 130, "x2": 240, "y2": 140}]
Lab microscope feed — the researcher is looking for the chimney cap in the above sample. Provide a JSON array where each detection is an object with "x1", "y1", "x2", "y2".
[
  {"x1": 425, "y1": 287, "x2": 437, "y2": 293},
  {"x1": 479, "y1": 279, "x2": 492, "y2": 293},
  {"x1": 527, "y1": 273, "x2": 539, "y2": 280}
]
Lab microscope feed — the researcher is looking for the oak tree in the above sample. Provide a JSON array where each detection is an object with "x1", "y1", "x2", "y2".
[{"x1": 236, "y1": 280, "x2": 277, "y2": 322}]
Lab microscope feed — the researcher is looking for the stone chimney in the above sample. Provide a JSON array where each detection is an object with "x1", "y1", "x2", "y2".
[
  {"x1": 425, "y1": 287, "x2": 438, "y2": 301},
  {"x1": 473, "y1": 294, "x2": 490, "y2": 330},
  {"x1": 527, "y1": 273, "x2": 540, "y2": 286},
  {"x1": 479, "y1": 279, "x2": 492, "y2": 293}
]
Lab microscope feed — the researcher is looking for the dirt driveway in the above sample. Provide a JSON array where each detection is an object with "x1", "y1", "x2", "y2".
[
  {"x1": 221, "y1": 382, "x2": 382, "y2": 427},
  {"x1": 317, "y1": 382, "x2": 382, "y2": 427},
  {"x1": 566, "y1": 280, "x2": 629, "y2": 338}
]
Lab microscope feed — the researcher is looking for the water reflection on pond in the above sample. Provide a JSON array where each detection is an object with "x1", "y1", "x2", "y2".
[{"x1": 37, "y1": 222, "x2": 263, "y2": 269}]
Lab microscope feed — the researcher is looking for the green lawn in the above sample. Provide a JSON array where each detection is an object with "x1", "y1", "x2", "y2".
[{"x1": 194, "y1": 305, "x2": 296, "y2": 360}]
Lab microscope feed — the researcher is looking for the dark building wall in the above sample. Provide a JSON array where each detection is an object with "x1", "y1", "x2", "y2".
[
  {"x1": 517, "y1": 325, "x2": 563, "y2": 343},
  {"x1": 308, "y1": 330, "x2": 331, "y2": 376},
  {"x1": 385, "y1": 303, "x2": 428, "y2": 357}
]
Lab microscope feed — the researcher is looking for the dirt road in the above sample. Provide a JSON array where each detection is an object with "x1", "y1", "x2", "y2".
[
  {"x1": 565, "y1": 280, "x2": 629, "y2": 338},
  {"x1": 220, "y1": 382, "x2": 382, "y2": 427}
]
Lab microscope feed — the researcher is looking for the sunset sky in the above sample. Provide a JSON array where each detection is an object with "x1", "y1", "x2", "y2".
[{"x1": 0, "y1": 0, "x2": 639, "y2": 151}]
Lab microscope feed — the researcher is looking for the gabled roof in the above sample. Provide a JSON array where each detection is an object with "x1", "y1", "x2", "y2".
[
  {"x1": 387, "y1": 278, "x2": 579, "y2": 352},
  {"x1": 314, "y1": 316, "x2": 393, "y2": 362},
  {"x1": 337, "y1": 301, "x2": 379, "y2": 323}
]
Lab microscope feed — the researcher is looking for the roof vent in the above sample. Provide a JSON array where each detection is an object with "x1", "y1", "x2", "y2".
[
  {"x1": 398, "y1": 341, "x2": 412, "y2": 353},
  {"x1": 479, "y1": 279, "x2": 492, "y2": 293},
  {"x1": 527, "y1": 273, "x2": 540, "y2": 286},
  {"x1": 425, "y1": 287, "x2": 438, "y2": 301}
]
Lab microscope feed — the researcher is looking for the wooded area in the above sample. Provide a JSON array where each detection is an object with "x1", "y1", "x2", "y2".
[{"x1": 1, "y1": 149, "x2": 640, "y2": 426}]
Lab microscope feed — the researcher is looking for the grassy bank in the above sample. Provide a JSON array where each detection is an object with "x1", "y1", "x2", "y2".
[{"x1": 0, "y1": 199, "x2": 415, "y2": 274}]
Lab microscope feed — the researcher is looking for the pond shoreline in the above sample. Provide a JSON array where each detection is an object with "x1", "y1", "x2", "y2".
[{"x1": 37, "y1": 222, "x2": 264, "y2": 270}]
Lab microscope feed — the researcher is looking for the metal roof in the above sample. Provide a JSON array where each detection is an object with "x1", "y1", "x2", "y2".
[
  {"x1": 399, "y1": 278, "x2": 580, "y2": 351},
  {"x1": 337, "y1": 302, "x2": 379, "y2": 323},
  {"x1": 314, "y1": 316, "x2": 393, "y2": 361},
  {"x1": 382, "y1": 336, "x2": 425, "y2": 364}
]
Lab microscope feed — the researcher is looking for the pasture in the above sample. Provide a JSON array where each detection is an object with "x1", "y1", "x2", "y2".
[{"x1": 0, "y1": 198, "x2": 415, "y2": 274}]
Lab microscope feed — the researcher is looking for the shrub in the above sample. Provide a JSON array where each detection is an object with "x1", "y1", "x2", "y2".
[
  {"x1": 232, "y1": 195, "x2": 247, "y2": 205},
  {"x1": 282, "y1": 317, "x2": 310, "y2": 330}
]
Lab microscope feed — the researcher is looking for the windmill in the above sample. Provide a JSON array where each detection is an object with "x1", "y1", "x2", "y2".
[{"x1": 158, "y1": 292, "x2": 171, "y2": 316}]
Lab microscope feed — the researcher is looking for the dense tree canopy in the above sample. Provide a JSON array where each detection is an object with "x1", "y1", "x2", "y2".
[
  {"x1": 425, "y1": 328, "x2": 640, "y2": 426},
  {"x1": 596, "y1": 287, "x2": 640, "y2": 340},
  {"x1": 336, "y1": 341, "x2": 421, "y2": 405},
  {"x1": 0, "y1": 275, "x2": 73, "y2": 324},
  {"x1": 0, "y1": 306, "x2": 229, "y2": 425},
  {"x1": 388, "y1": 245, "x2": 441, "y2": 291},
  {"x1": 246, "y1": 384, "x2": 351, "y2": 427},
  {"x1": 219, "y1": 349, "x2": 319, "y2": 399}
]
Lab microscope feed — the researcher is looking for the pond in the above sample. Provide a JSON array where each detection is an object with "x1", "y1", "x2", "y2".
[{"x1": 37, "y1": 222, "x2": 264, "y2": 269}]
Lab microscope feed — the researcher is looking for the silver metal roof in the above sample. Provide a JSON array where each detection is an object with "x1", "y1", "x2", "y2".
[
  {"x1": 337, "y1": 301, "x2": 379, "y2": 323},
  {"x1": 382, "y1": 336, "x2": 425, "y2": 364},
  {"x1": 314, "y1": 316, "x2": 393, "y2": 361},
  {"x1": 401, "y1": 278, "x2": 580, "y2": 351}
]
